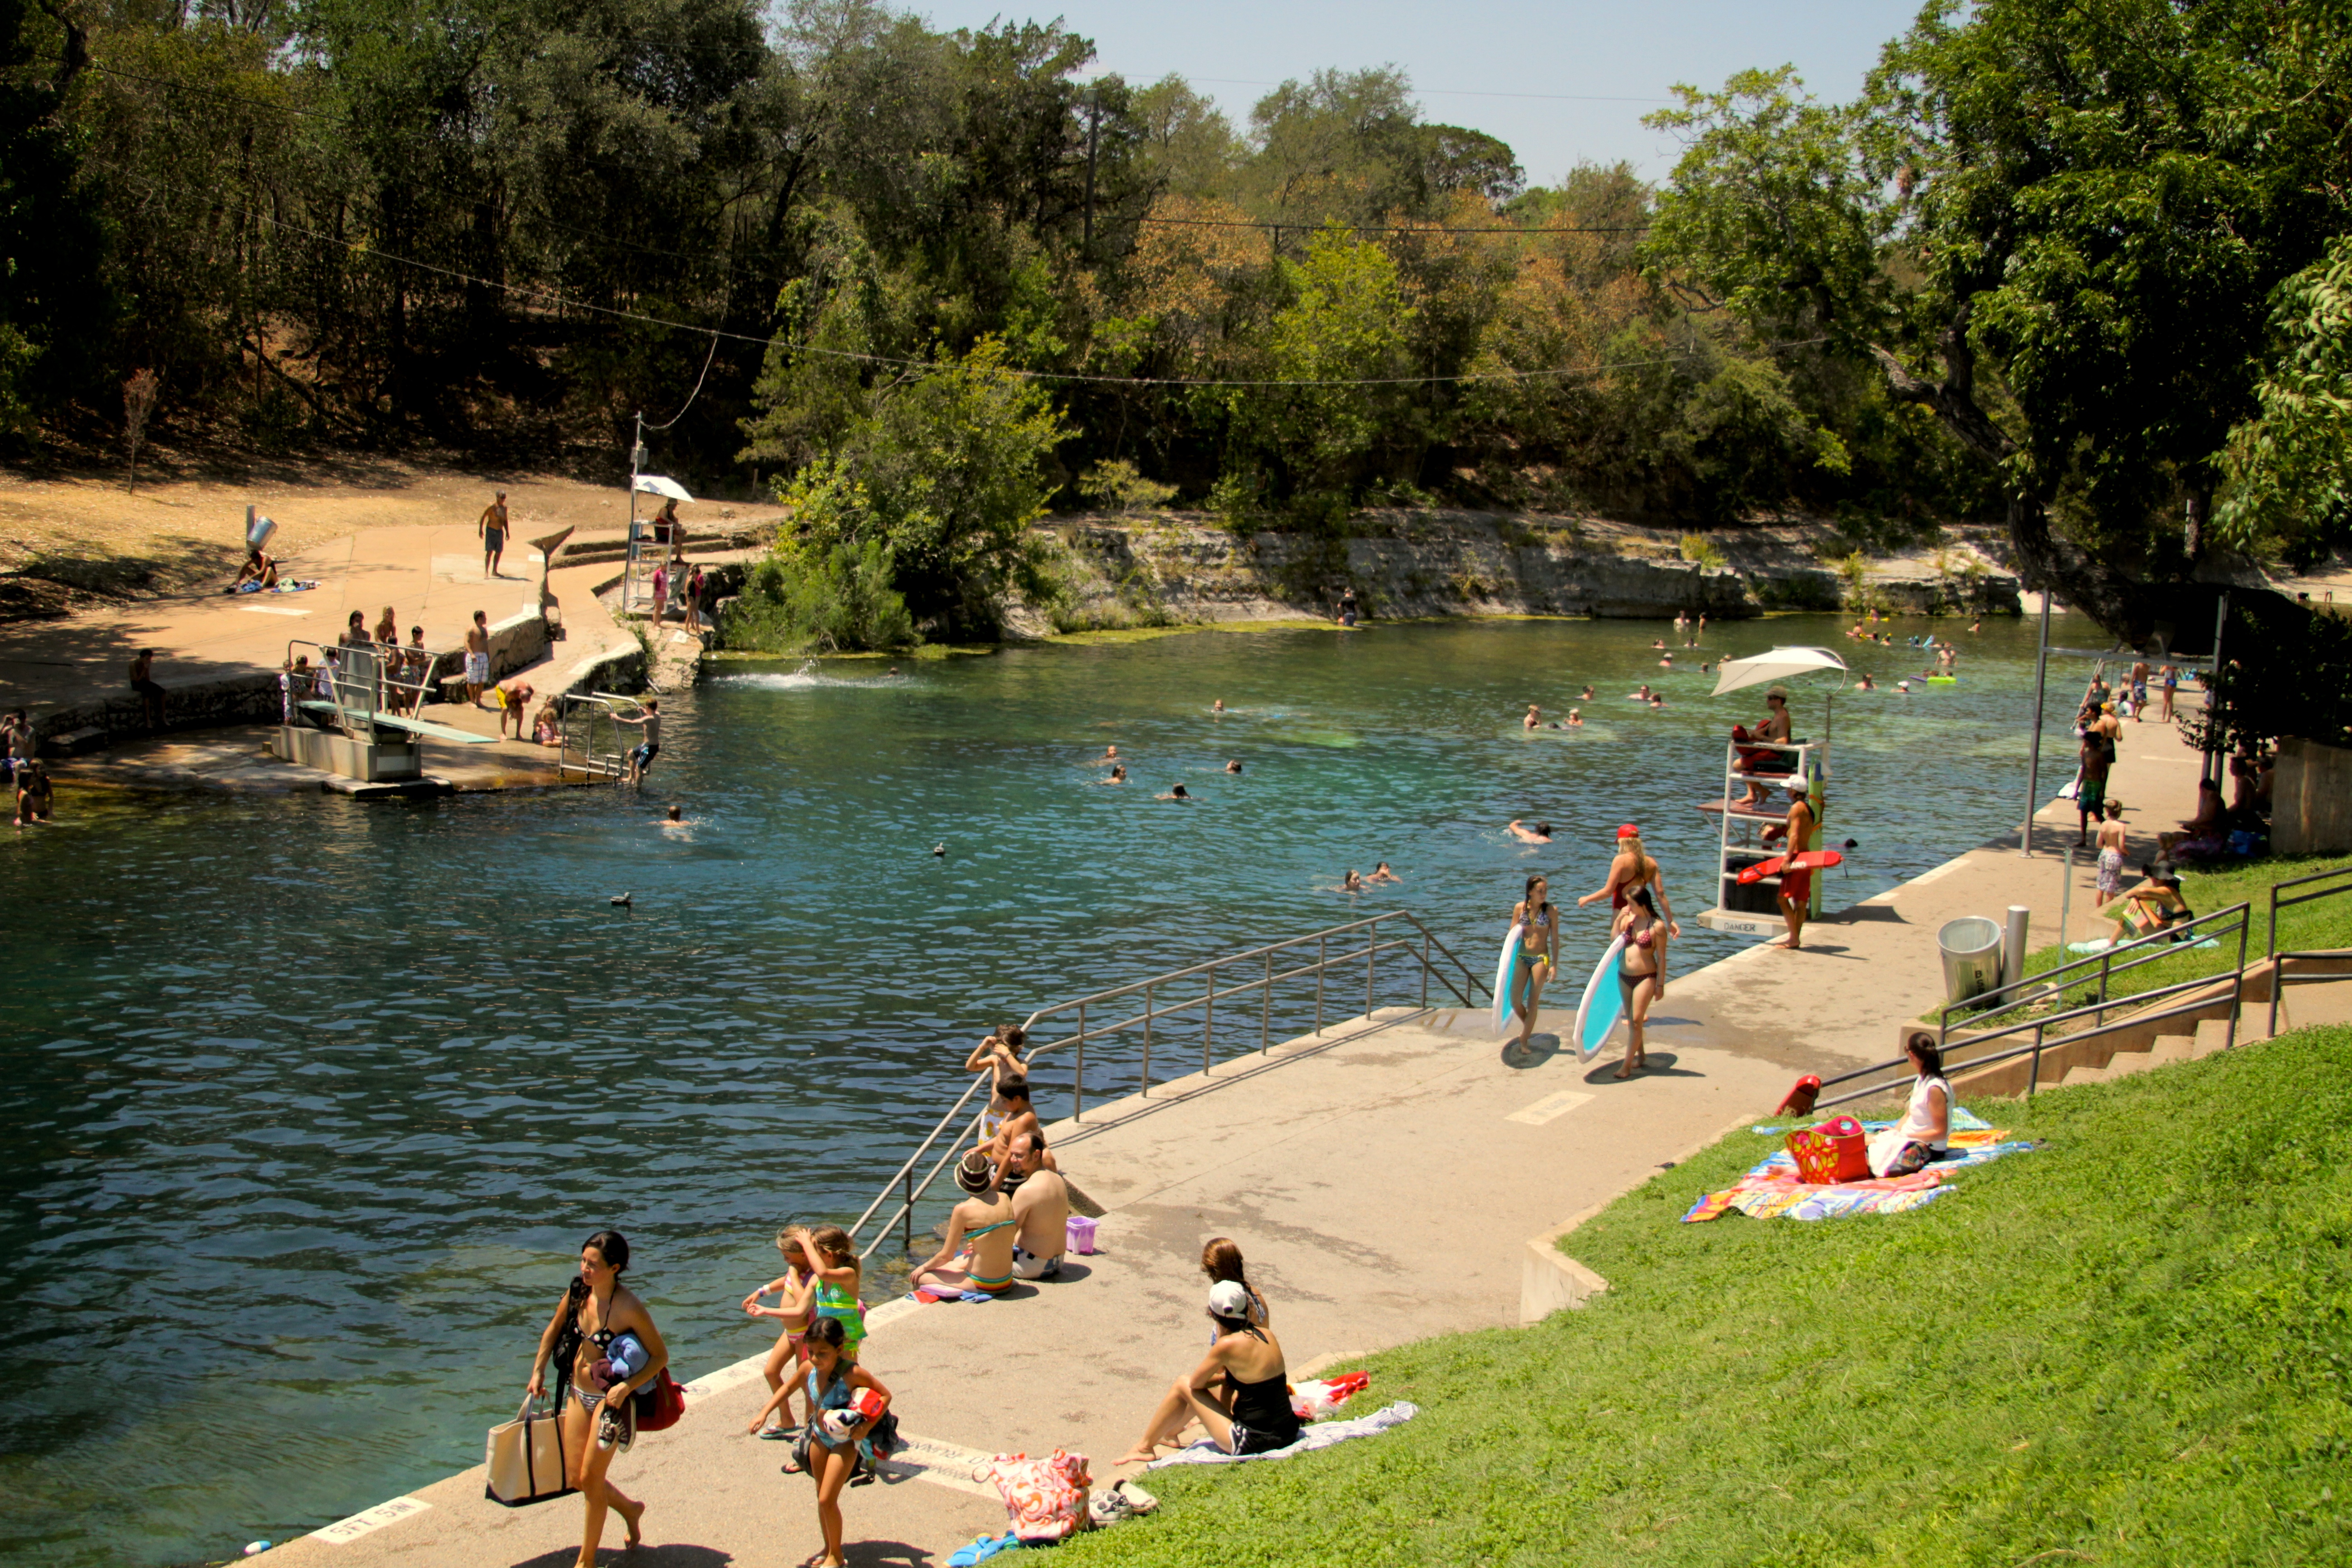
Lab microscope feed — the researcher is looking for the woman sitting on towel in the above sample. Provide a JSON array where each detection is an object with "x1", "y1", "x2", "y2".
[
  {"x1": 1116, "y1": 1280, "x2": 1302, "y2": 1465},
  {"x1": 1868, "y1": 1033, "x2": 1951, "y2": 1177}
]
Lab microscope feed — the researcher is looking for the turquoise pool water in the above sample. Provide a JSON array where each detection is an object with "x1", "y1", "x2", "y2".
[{"x1": 0, "y1": 613, "x2": 2065, "y2": 1564}]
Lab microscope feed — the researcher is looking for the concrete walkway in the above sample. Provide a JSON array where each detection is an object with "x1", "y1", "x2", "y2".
[{"x1": 259, "y1": 715, "x2": 2244, "y2": 1568}]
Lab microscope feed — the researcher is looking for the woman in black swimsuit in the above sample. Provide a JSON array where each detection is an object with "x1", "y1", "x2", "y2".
[
  {"x1": 1115, "y1": 1279, "x2": 1302, "y2": 1465},
  {"x1": 528, "y1": 1230, "x2": 668, "y2": 1568}
]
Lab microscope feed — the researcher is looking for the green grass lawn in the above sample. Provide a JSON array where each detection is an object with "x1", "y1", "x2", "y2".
[
  {"x1": 1933, "y1": 854, "x2": 2352, "y2": 1031},
  {"x1": 1066, "y1": 1025, "x2": 2352, "y2": 1567}
]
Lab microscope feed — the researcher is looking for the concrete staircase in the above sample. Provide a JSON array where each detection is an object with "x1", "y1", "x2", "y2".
[{"x1": 1949, "y1": 954, "x2": 2352, "y2": 1098}]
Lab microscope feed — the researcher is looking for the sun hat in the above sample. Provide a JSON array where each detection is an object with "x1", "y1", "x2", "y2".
[{"x1": 1208, "y1": 1280, "x2": 1253, "y2": 1318}]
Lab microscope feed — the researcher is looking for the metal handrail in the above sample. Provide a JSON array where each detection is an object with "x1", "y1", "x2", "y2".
[
  {"x1": 845, "y1": 911, "x2": 1487, "y2": 1261},
  {"x1": 2267, "y1": 861, "x2": 2352, "y2": 1037},
  {"x1": 1812, "y1": 902, "x2": 2253, "y2": 1109},
  {"x1": 282, "y1": 637, "x2": 435, "y2": 732},
  {"x1": 558, "y1": 691, "x2": 640, "y2": 779}
]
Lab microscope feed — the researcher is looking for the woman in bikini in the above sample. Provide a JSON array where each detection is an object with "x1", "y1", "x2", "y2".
[
  {"x1": 909, "y1": 1152, "x2": 1020, "y2": 1294},
  {"x1": 743, "y1": 1228, "x2": 821, "y2": 1439},
  {"x1": 1506, "y1": 873, "x2": 1560, "y2": 1057},
  {"x1": 1610, "y1": 887, "x2": 1670, "y2": 1078},
  {"x1": 964, "y1": 1026, "x2": 1029, "y2": 1150},
  {"x1": 527, "y1": 1230, "x2": 665, "y2": 1568}
]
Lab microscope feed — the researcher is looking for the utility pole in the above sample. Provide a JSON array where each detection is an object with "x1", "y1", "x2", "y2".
[{"x1": 1082, "y1": 84, "x2": 1100, "y2": 254}]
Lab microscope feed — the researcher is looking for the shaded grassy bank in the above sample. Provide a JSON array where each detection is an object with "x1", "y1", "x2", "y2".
[{"x1": 1070, "y1": 1026, "x2": 2352, "y2": 1566}]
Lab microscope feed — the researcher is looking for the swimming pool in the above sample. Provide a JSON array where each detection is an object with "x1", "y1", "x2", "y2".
[{"x1": 0, "y1": 612, "x2": 2071, "y2": 1564}]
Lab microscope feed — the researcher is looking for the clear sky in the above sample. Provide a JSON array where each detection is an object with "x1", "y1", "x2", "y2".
[{"x1": 918, "y1": 0, "x2": 1929, "y2": 185}]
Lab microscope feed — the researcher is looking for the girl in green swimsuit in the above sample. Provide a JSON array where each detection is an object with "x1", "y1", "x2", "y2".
[{"x1": 783, "y1": 1224, "x2": 865, "y2": 1360}]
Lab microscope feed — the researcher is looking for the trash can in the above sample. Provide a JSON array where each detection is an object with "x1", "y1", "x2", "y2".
[{"x1": 1938, "y1": 916, "x2": 2005, "y2": 1004}]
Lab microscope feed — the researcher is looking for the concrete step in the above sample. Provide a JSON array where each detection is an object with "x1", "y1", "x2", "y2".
[
  {"x1": 2191, "y1": 1016, "x2": 2237, "y2": 1057},
  {"x1": 2061, "y1": 1033, "x2": 2192, "y2": 1087}
]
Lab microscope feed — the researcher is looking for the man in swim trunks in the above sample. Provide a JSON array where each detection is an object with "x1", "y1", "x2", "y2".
[
  {"x1": 2076, "y1": 725, "x2": 2112, "y2": 845},
  {"x1": 2128, "y1": 658, "x2": 2150, "y2": 722},
  {"x1": 465, "y1": 610, "x2": 491, "y2": 706},
  {"x1": 2094, "y1": 800, "x2": 2127, "y2": 902},
  {"x1": 911, "y1": 1151, "x2": 1021, "y2": 1294},
  {"x1": 493, "y1": 676, "x2": 535, "y2": 740},
  {"x1": 1003, "y1": 1133, "x2": 1069, "y2": 1281},
  {"x1": 480, "y1": 490, "x2": 509, "y2": 578},
  {"x1": 1774, "y1": 783, "x2": 1817, "y2": 951},
  {"x1": 614, "y1": 697, "x2": 661, "y2": 784}
]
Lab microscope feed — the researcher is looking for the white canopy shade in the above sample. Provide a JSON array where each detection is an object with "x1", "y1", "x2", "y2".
[
  {"x1": 1709, "y1": 646, "x2": 1848, "y2": 697},
  {"x1": 632, "y1": 474, "x2": 696, "y2": 503}
]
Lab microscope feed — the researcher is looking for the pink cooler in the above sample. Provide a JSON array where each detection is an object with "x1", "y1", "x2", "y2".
[{"x1": 1065, "y1": 1215, "x2": 1098, "y2": 1255}]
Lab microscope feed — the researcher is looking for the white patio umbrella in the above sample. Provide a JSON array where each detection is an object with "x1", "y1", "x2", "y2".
[
  {"x1": 1708, "y1": 645, "x2": 1848, "y2": 696},
  {"x1": 632, "y1": 474, "x2": 696, "y2": 503}
]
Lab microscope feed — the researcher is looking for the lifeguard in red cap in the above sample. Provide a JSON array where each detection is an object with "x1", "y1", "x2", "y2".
[{"x1": 1578, "y1": 824, "x2": 1679, "y2": 936}]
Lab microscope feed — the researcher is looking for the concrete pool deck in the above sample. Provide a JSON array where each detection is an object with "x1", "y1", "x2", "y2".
[{"x1": 258, "y1": 724, "x2": 2224, "y2": 1568}]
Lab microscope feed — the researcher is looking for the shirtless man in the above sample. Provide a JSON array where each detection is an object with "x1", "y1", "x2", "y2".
[
  {"x1": 614, "y1": 697, "x2": 661, "y2": 784},
  {"x1": 479, "y1": 490, "x2": 510, "y2": 578},
  {"x1": 2128, "y1": 658, "x2": 2150, "y2": 722},
  {"x1": 1523, "y1": 704, "x2": 1541, "y2": 729},
  {"x1": 910, "y1": 1152, "x2": 1021, "y2": 1295},
  {"x1": 2075, "y1": 726, "x2": 2112, "y2": 846},
  {"x1": 1507, "y1": 819, "x2": 1553, "y2": 843},
  {"x1": 1738, "y1": 690, "x2": 1794, "y2": 806},
  {"x1": 1003, "y1": 1133, "x2": 1070, "y2": 1282},
  {"x1": 1774, "y1": 782, "x2": 1818, "y2": 951},
  {"x1": 490, "y1": 676, "x2": 535, "y2": 739},
  {"x1": 464, "y1": 610, "x2": 491, "y2": 706}
]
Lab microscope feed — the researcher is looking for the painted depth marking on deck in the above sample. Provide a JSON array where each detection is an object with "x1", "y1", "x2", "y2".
[
  {"x1": 1507, "y1": 1090, "x2": 1593, "y2": 1126},
  {"x1": 880, "y1": 1433, "x2": 1002, "y2": 1499},
  {"x1": 311, "y1": 1494, "x2": 431, "y2": 1544}
]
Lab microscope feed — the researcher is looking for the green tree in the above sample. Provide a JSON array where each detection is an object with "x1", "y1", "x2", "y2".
[
  {"x1": 0, "y1": 0, "x2": 115, "y2": 438},
  {"x1": 772, "y1": 336, "x2": 1066, "y2": 636},
  {"x1": 1646, "y1": 1, "x2": 2352, "y2": 642},
  {"x1": 2215, "y1": 236, "x2": 2352, "y2": 565}
]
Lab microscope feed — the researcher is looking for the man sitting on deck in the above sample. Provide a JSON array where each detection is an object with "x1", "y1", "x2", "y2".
[
  {"x1": 1002, "y1": 1132, "x2": 1070, "y2": 1282},
  {"x1": 983, "y1": 1080, "x2": 1060, "y2": 1176}
]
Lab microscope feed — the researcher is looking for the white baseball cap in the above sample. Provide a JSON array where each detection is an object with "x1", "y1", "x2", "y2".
[{"x1": 1207, "y1": 1280, "x2": 1253, "y2": 1318}]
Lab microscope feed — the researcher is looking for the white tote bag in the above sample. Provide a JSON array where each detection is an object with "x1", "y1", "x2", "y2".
[{"x1": 485, "y1": 1394, "x2": 576, "y2": 1507}]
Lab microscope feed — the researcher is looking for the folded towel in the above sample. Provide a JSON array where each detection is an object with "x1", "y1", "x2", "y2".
[{"x1": 1144, "y1": 1401, "x2": 1419, "y2": 1469}]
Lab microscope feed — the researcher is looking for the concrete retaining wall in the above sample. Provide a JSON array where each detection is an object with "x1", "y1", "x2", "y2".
[{"x1": 2275, "y1": 737, "x2": 2352, "y2": 854}]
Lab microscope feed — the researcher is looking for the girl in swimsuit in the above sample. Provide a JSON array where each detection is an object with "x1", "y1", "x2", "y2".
[
  {"x1": 527, "y1": 1230, "x2": 665, "y2": 1568},
  {"x1": 1200, "y1": 1237, "x2": 1270, "y2": 1341},
  {"x1": 782, "y1": 1225, "x2": 865, "y2": 1366},
  {"x1": 964, "y1": 1026, "x2": 1029, "y2": 1149},
  {"x1": 1610, "y1": 887, "x2": 1670, "y2": 1079},
  {"x1": 1507, "y1": 873, "x2": 1560, "y2": 1057},
  {"x1": 1116, "y1": 1279, "x2": 1302, "y2": 1464},
  {"x1": 796, "y1": 1317, "x2": 894, "y2": 1568},
  {"x1": 743, "y1": 1229, "x2": 822, "y2": 1438}
]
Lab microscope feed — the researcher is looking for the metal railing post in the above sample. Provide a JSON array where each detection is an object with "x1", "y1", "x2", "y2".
[
  {"x1": 1365, "y1": 918, "x2": 1377, "y2": 1020},
  {"x1": 2097, "y1": 946, "x2": 2112, "y2": 1028},
  {"x1": 1142, "y1": 981, "x2": 1153, "y2": 1096},
  {"x1": 2029, "y1": 1019, "x2": 2044, "y2": 1098},
  {"x1": 902, "y1": 1170, "x2": 912, "y2": 1259},
  {"x1": 1261, "y1": 950, "x2": 1273, "y2": 1053},
  {"x1": 1202, "y1": 969, "x2": 1215, "y2": 1075},
  {"x1": 1074, "y1": 1000, "x2": 1086, "y2": 1122},
  {"x1": 1421, "y1": 933, "x2": 1431, "y2": 1008},
  {"x1": 2231, "y1": 907, "x2": 2248, "y2": 1051},
  {"x1": 1315, "y1": 935, "x2": 1327, "y2": 1033}
]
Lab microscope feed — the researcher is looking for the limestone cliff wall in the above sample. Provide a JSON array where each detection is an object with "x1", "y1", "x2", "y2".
[{"x1": 1019, "y1": 511, "x2": 2021, "y2": 634}]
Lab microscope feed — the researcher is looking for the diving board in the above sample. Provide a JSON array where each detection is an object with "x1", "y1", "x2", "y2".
[{"x1": 297, "y1": 700, "x2": 495, "y2": 744}]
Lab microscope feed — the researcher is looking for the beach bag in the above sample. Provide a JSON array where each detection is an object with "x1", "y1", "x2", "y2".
[
  {"x1": 485, "y1": 1394, "x2": 575, "y2": 1507},
  {"x1": 982, "y1": 1450, "x2": 1092, "y2": 1544},
  {"x1": 1775, "y1": 1075, "x2": 1823, "y2": 1117},
  {"x1": 632, "y1": 1368, "x2": 687, "y2": 1433},
  {"x1": 1788, "y1": 1116, "x2": 1869, "y2": 1184}
]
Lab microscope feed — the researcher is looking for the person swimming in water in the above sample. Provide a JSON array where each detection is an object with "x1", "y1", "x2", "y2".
[
  {"x1": 1225, "y1": 759, "x2": 1242, "y2": 774},
  {"x1": 1212, "y1": 699, "x2": 1225, "y2": 713},
  {"x1": 1580, "y1": 685, "x2": 1595, "y2": 701},
  {"x1": 1157, "y1": 784, "x2": 1195, "y2": 802},
  {"x1": 1523, "y1": 704, "x2": 1542, "y2": 729},
  {"x1": 1857, "y1": 672, "x2": 1876, "y2": 690},
  {"x1": 1101, "y1": 764, "x2": 1127, "y2": 784},
  {"x1": 1367, "y1": 862, "x2": 1401, "y2": 885},
  {"x1": 1630, "y1": 684, "x2": 1653, "y2": 701},
  {"x1": 1567, "y1": 708, "x2": 1583, "y2": 727},
  {"x1": 1336, "y1": 869, "x2": 1363, "y2": 893},
  {"x1": 1508, "y1": 819, "x2": 1553, "y2": 843}
]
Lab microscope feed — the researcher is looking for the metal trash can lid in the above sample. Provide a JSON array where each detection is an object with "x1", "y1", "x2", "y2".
[{"x1": 1937, "y1": 916, "x2": 2004, "y2": 957}]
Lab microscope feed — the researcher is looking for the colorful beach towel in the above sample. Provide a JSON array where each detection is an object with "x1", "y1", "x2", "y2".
[
  {"x1": 1683, "y1": 1126, "x2": 2036, "y2": 1223},
  {"x1": 1144, "y1": 1400, "x2": 1419, "y2": 1470}
]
